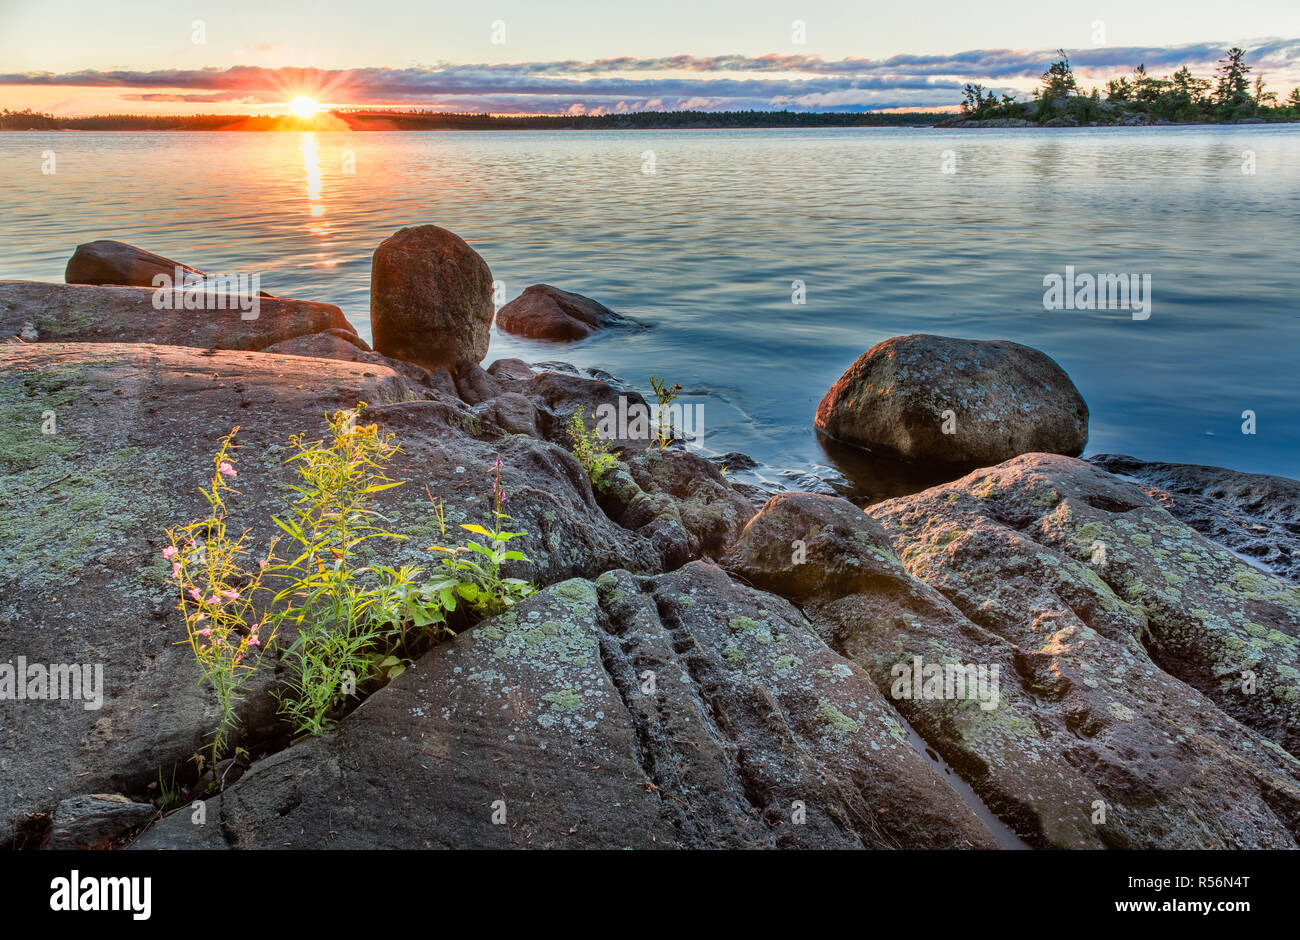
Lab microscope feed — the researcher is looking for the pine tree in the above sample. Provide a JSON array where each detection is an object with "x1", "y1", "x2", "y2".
[
  {"x1": 1041, "y1": 50, "x2": 1079, "y2": 100},
  {"x1": 1214, "y1": 47, "x2": 1253, "y2": 115}
]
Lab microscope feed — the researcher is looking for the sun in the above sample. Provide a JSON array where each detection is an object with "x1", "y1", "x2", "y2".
[{"x1": 289, "y1": 96, "x2": 321, "y2": 118}]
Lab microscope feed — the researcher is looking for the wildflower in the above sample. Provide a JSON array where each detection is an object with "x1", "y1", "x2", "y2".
[
  {"x1": 172, "y1": 563, "x2": 182, "y2": 579},
  {"x1": 162, "y1": 546, "x2": 178, "y2": 559},
  {"x1": 218, "y1": 461, "x2": 237, "y2": 477},
  {"x1": 248, "y1": 633, "x2": 260, "y2": 648},
  {"x1": 208, "y1": 595, "x2": 222, "y2": 605},
  {"x1": 188, "y1": 588, "x2": 203, "y2": 602},
  {"x1": 222, "y1": 589, "x2": 240, "y2": 601},
  {"x1": 197, "y1": 627, "x2": 211, "y2": 637}
]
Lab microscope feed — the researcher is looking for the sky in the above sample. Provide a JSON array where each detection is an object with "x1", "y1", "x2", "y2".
[{"x1": 2, "y1": 0, "x2": 1299, "y2": 115}]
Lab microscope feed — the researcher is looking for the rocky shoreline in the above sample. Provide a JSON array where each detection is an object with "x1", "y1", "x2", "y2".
[{"x1": 2, "y1": 230, "x2": 1297, "y2": 850}]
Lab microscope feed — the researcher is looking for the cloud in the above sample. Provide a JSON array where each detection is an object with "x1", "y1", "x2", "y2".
[{"x1": 2, "y1": 39, "x2": 1297, "y2": 113}]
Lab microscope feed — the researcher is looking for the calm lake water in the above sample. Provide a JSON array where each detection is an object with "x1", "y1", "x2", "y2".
[{"x1": 2, "y1": 127, "x2": 1297, "y2": 495}]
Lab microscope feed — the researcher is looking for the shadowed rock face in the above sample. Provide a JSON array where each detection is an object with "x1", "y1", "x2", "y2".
[
  {"x1": 369, "y1": 225, "x2": 494, "y2": 370},
  {"x1": 131, "y1": 566, "x2": 999, "y2": 849},
  {"x1": 0, "y1": 281, "x2": 351, "y2": 351},
  {"x1": 1089, "y1": 454, "x2": 1300, "y2": 582},
  {"x1": 495, "y1": 284, "x2": 632, "y2": 341},
  {"x1": 815, "y1": 334, "x2": 1088, "y2": 468},
  {"x1": 65, "y1": 240, "x2": 204, "y2": 289}
]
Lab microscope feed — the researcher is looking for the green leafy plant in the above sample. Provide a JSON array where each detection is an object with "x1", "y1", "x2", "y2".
[
  {"x1": 156, "y1": 765, "x2": 185, "y2": 812},
  {"x1": 649, "y1": 375, "x2": 683, "y2": 450},
  {"x1": 264, "y1": 405, "x2": 419, "y2": 737},
  {"x1": 428, "y1": 457, "x2": 535, "y2": 617},
  {"x1": 164, "y1": 428, "x2": 277, "y2": 764},
  {"x1": 565, "y1": 410, "x2": 617, "y2": 482},
  {"x1": 165, "y1": 407, "x2": 537, "y2": 744}
]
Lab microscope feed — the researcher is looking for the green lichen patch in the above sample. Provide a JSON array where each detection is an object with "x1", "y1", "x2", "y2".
[
  {"x1": 542, "y1": 688, "x2": 583, "y2": 711},
  {"x1": 728, "y1": 615, "x2": 773, "y2": 644},
  {"x1": 815, "y1": 699, "x2": 860, "y2": 734}
]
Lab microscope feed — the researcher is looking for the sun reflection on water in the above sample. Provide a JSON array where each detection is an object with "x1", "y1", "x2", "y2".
[{"x1": 300, "y1": 132, "x2": 325, "y2": 219}]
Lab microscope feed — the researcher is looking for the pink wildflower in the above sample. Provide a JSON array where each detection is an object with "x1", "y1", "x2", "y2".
[
  {"x1": 218, "y1": 461, "x2": 237, "y2": 477},
  {"x1": 197, "y1": 627, "x2": 211, "y2": 637},
  {"x1": 188, "y1": 588, "x2": 203, "y2": 602},
  {"x1": 162, "y1": 546, "x2": 178, "y2": 559},
  {"x1": 172, "y1": 563, "x2": 182, "y2": 579},
  {"x1": 222, "y1": 589, "x2": 240, "y2": 601}
]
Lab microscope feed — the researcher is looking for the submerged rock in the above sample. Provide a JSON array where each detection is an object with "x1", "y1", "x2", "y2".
[
  {"x1": 495, "y1": 284, "x2": 635, "y2": 340},
  {"x1": 370, "y1": 225, "x2": 494, "y2": 370},
  {"x1": 65, "y1": 240, "x2": 204, "y2": 289},
  {"x1": 0, "y1": 280, "x2": 351, "y2": 351},
  {"x1": 815, "y1": 334, "x2": 1088, "y2": 467}
]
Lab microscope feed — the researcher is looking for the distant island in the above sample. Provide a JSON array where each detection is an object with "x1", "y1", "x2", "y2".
[
  {"x1": 943, "y1": 46, "x2": 1300, "y2": 127},
  {"x1": 0, "y1": 109, "x2": 947, "y2": 132}
]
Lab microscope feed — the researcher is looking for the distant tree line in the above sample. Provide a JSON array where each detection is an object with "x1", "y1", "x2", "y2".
[
  {"x1": 0, "y1": 108, "x2": 949, "y2": 131},
  {"x1": 958, "y1": 47, "x2": 1300, "y2": 124},
  {"x1": 0, "y1": 109, "x2": 251, "y2": 130}
]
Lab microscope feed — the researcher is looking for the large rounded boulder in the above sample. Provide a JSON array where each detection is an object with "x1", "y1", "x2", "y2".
[
  {"x1": 815, "y1": 334, "x2": 1088, "y2": 467},
  {"x1": 370, "y1": 225, "x2": 494, "y2": 370}
]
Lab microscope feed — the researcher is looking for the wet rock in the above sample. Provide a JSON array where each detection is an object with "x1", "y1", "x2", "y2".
[
  {"x1": 495, "y1": 284, "x2": 635, "y2": 341},
  {"x1": 65, "y1": 240, "x2": 204, "y2": 289},
  {"x1": 0, "y1": 281, "x2": 352, "y2": 351},
  {"x1": 815, "y1": 334, "x2": 1088, "y2": 467},
  {"x1": 1089, "y1": 454, "x2": 1300, "y2": 581},
  {"x1": 48, "y1": 794, "x2": 156, "y2": 849},
  {"x1": 370, "y1": 225, "x2": 493, "y2": 371}
]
